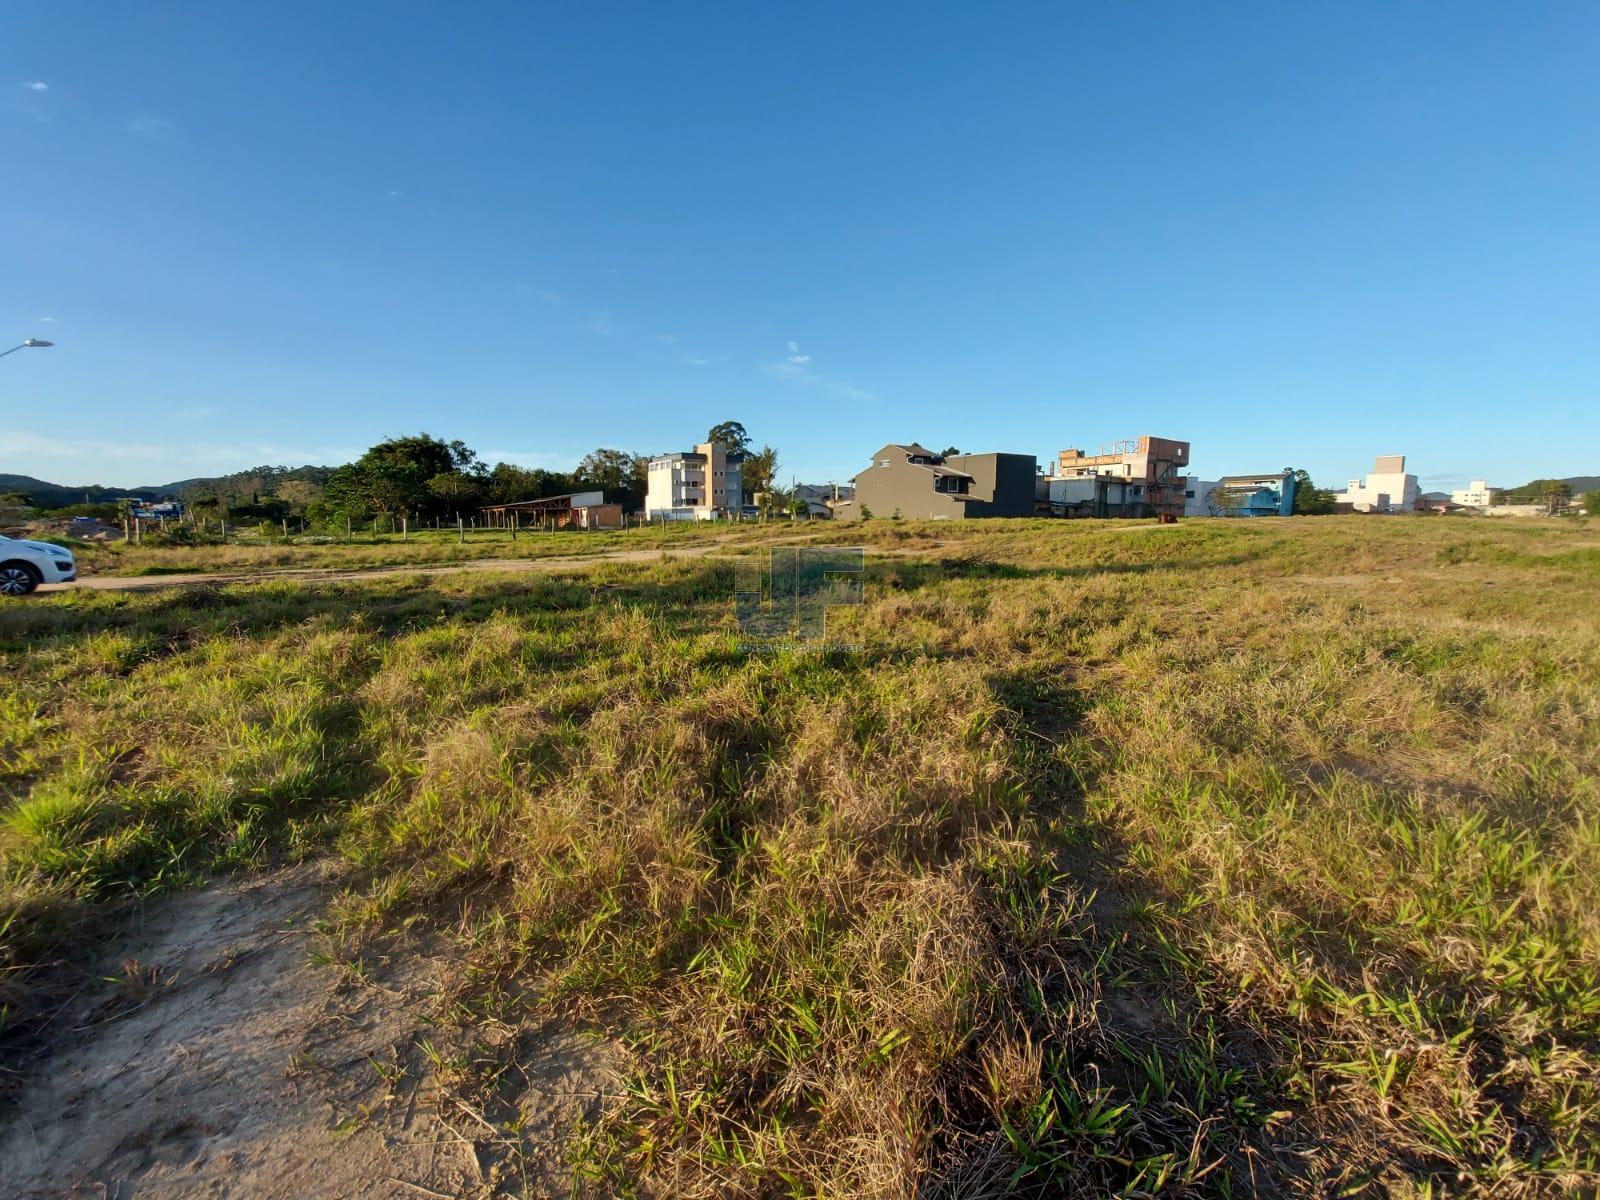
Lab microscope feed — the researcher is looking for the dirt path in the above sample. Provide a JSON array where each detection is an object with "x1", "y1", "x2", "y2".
[
  {"x1": 43, "y1": 541, "x2": 737, "y2": 594},
  {"x1": 0, "y1": 863, "x2": 617, "y2": 1199},
  {"x1": 41, "y1": 537, "x2": 956, "y2": 595}
]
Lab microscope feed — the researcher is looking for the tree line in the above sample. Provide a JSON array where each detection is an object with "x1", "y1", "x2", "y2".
[{"x1": 176, "y1": 422, "x2": 785, "y2": 525}]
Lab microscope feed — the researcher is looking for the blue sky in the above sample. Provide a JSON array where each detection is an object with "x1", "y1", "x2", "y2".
[{"x1": 5, "y1": 2, "x2": 1597, "y2": 491}]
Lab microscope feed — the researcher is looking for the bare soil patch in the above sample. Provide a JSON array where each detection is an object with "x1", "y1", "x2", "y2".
[{"x1": 0, "y1": 863, "x2": 616, "y2": 1199}]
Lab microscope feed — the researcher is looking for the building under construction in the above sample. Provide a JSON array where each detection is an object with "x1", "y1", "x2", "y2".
[
  {"x1": 479, "y1": 491, "x2": 624, "y2": 530},
  {"x1": 1040, "y1": 435, "x2": 1190, "y2": 519}
]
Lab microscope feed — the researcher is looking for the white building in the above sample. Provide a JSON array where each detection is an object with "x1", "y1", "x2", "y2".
[
  {"x1": 645, "y1": 441, "x2": 744, "y2": 520},
  {"x1": 1334, "y1": 454, "x2": 1420, "y2": 513},
  {"x1": 792, "y1": 483, "x2": 853, "y2": 518},
  {"x1": 1450, "y1": 480, "x2": 1495, "y2": 508},
  {"x1": 1182, "y1": 477, "x2": 1218, "y2": 516}
]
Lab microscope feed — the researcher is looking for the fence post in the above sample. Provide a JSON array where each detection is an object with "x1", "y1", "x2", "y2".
[
  {"x1": 457, "y1": 516, "x2": 464, "y2": 545},
  {"x1": 402, "y1": 516, "x2": 408, "y2": 542}
]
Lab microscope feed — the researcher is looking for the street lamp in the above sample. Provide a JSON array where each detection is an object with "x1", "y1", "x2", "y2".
[{"x1": 0, "y1": 338, "x2": 54, "y2": 359}]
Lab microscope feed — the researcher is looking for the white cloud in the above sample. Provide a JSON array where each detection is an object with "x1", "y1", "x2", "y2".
[
  {"x1": 0, "y1": 432, "x2": 358, "y2": 482},
  {"x1": 585, "y1": 311, "x2": 620, "y2": 336},
  {"x1": 38, "y1": 316, "x2": 54, "y2": 323},
  {"x1": 764, "y1": 341, "x2": 874, "y2": 401},
  {"x1": 653, "y1": 333, "x2": 679, "y2": 345},
  {"x1": 129, "y1": 114, "x2": 176, "y2": 139},
  {"x1": 20, "y1": 81, "x2": 47, "y2": 92}
]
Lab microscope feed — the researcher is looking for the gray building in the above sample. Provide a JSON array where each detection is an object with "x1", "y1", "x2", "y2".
[{"x1": 835, "y1": 443, "x2": 1037, "y2": 520}]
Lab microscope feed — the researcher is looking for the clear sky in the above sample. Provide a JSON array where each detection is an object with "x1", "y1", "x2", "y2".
[{"x1": 5, "y1": 2, "x2": 1598, "y2": 492}]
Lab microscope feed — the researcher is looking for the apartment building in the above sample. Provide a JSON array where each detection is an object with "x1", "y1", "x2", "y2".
[
  {"x1": 1450, "y1": 480, "x2": 1495, "y2": 508},
  {"x1": 645, "y1": 441, "x2": 745, "y2": 520},
  {"x1": 1334, "y1": 454, "x2": 1420, "y2": 513}
]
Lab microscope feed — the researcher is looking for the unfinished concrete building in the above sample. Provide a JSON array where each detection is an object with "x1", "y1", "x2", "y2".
[{"x1": 1046, "y1": 435, "x2": 1190, "y2": 518}]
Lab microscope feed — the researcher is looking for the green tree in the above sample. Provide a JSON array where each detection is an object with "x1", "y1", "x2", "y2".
[
  {"x1": 741, "y1": 445, "x2": 779, "y2": 500},
  {"x1": 575, "y1": 448, "x2": 635, "y2": 492},
  {"x1": 574, "y1": 448, "x2": 648, "y2": 511},
  {"x1": 1584, "y1": 491, "x2": 1600, "y2": 517},
  {"x1": 940, "y1": 446, "x2": 961, "y2": 457},
  {"x1": 274, "y1": 479, "x2": 324, "y2": 511},
  {"x1": 334, "y1": 434, "x2": 484, "y2": 519},
  {"x1": 706, "y1": 421, "x2": 751, "y2": 457},
  {"x1": 425, "y1": 472, "x2": 484, "y2": 512},
  {"x1": 485, "y1": 462, "x2": 574, "y2": 505},
  {"x1": 190, "y1": 494, "x2": 224, "y2": 522},
  {"x1": 1543, "y1": 479, "x2": 1572, "y2": 516},
  {"x1": 1286, "y1": 468, "x2": 1336, "y2": 515},
  {"x1": 1207, "y1": 488, "x2": 1244, "y2": 517},
  {"x1": 788, "y1": 496, "x2": 809, "y2": 520}
]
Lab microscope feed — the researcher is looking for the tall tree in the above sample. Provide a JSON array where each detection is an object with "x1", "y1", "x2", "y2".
[
  {"x1": 741, "y1": 445, "x2": 779, "y2": 499},
  {"x1": 1285, "y1": 468, "x2": 1336, "y2": 515},
  {"x1": 706, "y1": 421, "x2": 751, "y2": 456},
  {"x1": 274, "y1": 479, "x2": 324, "y2": 511},
  {"x1": 576, "y1": 448, "x2": 636, "y2": 493},
  {"x1": 425, "y1": 472, "x2": 484, "y2": 512},
  {"x1": 330, "y1": 434, "x2": 485, "y2": 519}
]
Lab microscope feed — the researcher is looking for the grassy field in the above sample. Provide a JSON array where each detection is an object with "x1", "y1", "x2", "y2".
[
  {"x1": 3, "y1": 516, "x2": 1597, "y2": 1196},
  {"x1": 60, "y1": 518, "x2": 876, "y2": 577}
]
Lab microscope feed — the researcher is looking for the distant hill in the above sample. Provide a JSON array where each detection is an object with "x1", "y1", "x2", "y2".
[
  {"x1": 0, "y1": 474, "x2": 165, "y2": 509},
  {"x1": 1497, "y1": 475, "x2": 1599, "y2": 503},
  {"x1": 0, "y1": 465, "x2": 335, "y2": 509}
]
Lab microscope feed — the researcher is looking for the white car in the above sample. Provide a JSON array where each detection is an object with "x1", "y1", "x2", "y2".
[{"x1": 0, "y1": 535, "x2": 77, "y2": 596}]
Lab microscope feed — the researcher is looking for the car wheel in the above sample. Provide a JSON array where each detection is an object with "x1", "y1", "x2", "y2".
[{"x1": 0, "y1": 563, "x2": 42, "y2": 596}]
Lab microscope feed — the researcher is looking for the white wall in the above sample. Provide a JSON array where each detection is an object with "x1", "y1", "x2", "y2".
[
  {"x1": 1337, "y1": 469, "x2": 1420, "y2": 512},
  {"x1": 1182, "y1": 477, "x2": 1217, "y2": 516}
]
